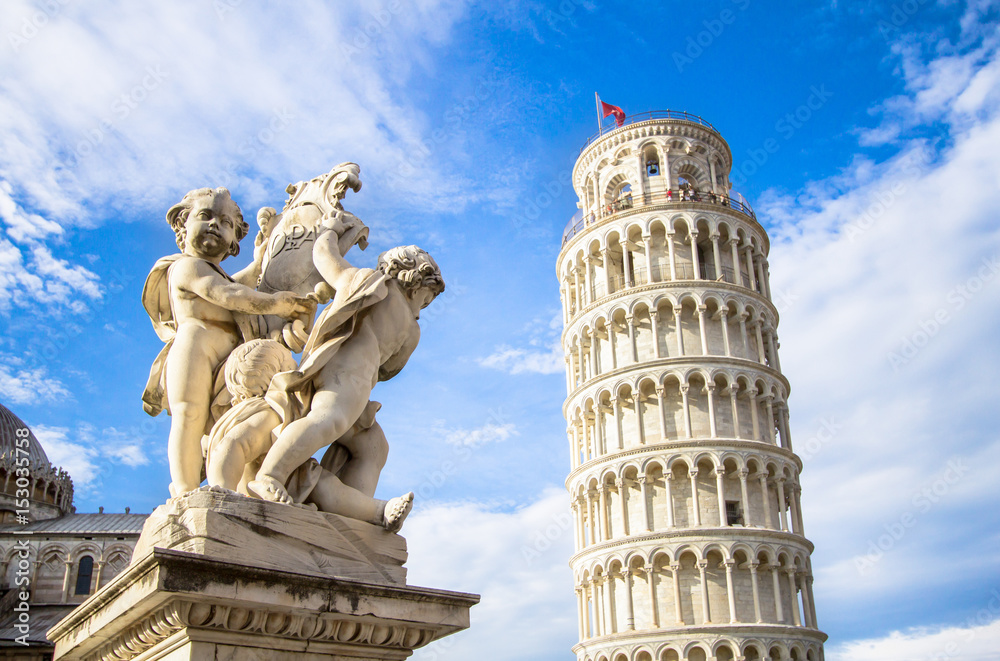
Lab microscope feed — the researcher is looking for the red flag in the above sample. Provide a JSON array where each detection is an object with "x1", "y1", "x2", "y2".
[{"x1": 600, "y1": 99, "x2": 626, "y2": 127}]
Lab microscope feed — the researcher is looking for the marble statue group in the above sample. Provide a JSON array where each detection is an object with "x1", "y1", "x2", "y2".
[{"x1": 140, "y1": 163, "x2": 443, "y2": 533}]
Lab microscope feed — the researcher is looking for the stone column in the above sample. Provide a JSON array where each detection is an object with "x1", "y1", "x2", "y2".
[
  {"x1": 624, "y1": 569, "x2": 636, "y2": 631},
  {"x1": 670, "y1": 563, "x2": 684, "y2": 625},
  {"x1": 646, "y1": 564, "x2": 659, "y2": 628},
  {"x1": 806, "y1": 575, "x2": 819, "y2": 627},
  {"x1": 674, "y1": 306, "x2": 685, "y2": 355},
  {"x1": 754, "y1": 322, "x2": 767, "y2": 364},
  {"x1": 656, "y1": 386, "x2": 669, "y2": 441},
  {"x1": 697, "y1": 560, "x2": 711, "y2": 623},
  {"x1": 680, "y1": 384, "x2": 693, "y2": 438},
  {"x1": 613, "y1": 397, "x2": 624, "y2": 450},
  {"x1": 643, "y1": 234, "x2": 653, "y2": 283},
  {"x1": 594, "y1": 409, "x2": 605, "y2": 456},
  {"x1": 604, "y1": 573, "x2": 615, "y2": 634},
  {"x1": 616, "y1": 478, "x2": 630, "y2": 537},
  {"x1": 602, "y1": 247, "x2": 612, "y2": 295},
  {"x1": 715, "y1": 467, "x2": 728, "y2": 526},
  {"x1": 697, "y1": 305, "x2": 709, "y2": 355},
  {"x1": 748, "y1": 388, "x2": 760, "y2": 441},
  {"x1": 766, "y1": 329, "x2": 780, "y2": 371},
  {"x1": 728, "y1": 385, "x2": 741, "y2": 438},
  {"x1": 788, "y1": 483, "x2": 801, "y2": 534},
  {"x1": 799, "y1": 572, "x2": 814, "y2": 628},
  {"x1": 690, "y1": 233, "x2": 702, "y2": 279},
  {"x1": 755, "y1": 253, "x2": 767, "y2": 295},
  {"x1": 771, "y1": 565, "x2": 784, "y2": 623},
  {"x1": 583, "y1": 256, "x2": 593, "y2": 306},
  {"x1": 730, "y1": 238, "x2": 742, "y2": 286},
  {"x1": 639, "y1": 476, "x2": 652, "y2": 532},
  {"x1": 633, "y1": 392, "x2": 646, "y2": 446},
  {"x1": 61, "y1": 560, "x2": 73, "y2": 603},
  {"x1": 577, "y1": 587, "x2": 586, "y2": 639},
  {"x1": 710, "y1": 232, "x2": 723, "y2": 280},
  {"x1": 625, "y1": 315, "x2": 638, "y2": 363},
  {"x1": 758, "y1": 473, "x2": 774, "y2": 529},
  {"x1": 593, "y1": 578, "x2": 603, "y2": 637},
  {"x1": 764, "y1": 396, "x2": 777, "y2": 444},
  {"x1": 705, "y1": 383, "x2": 718, "y2": 438},
  {"x1": 738, "y1": 312, "x2": 750, "y2": 358},
  {"x1": 664, "y1": 472, "x2": 675, "y2": 528},
  {"x1": 689, "y1": 469, "x2": 702, "y2": 526},
  {"x1": 718, "y1": 308, "x2": 731, "y2": 356},
  {"x1": 776, "y1": 478, "x2": 788, "y2": 532},
  {"x1": 724, "y1": 560, "x2": 737, "y2": 623},
  {"x1": 666, "y1": 231, "x2": 677, "y2": 280},
  {"x1": 609, "y1": 321, "x2": 619, "y2": 369},
  {"x1": 598, "y1": 484, "x2": 611, "y2": 540},
  {"x1": 787, "y1": 569, "x2": 802, "y2": 626},
  {"x1": 749, "y1": 562, "x2": 763, "y2": 623},
  {"x1": 568, "y1": 426, "x2": 578, "y2": 469},
  {"x1": 744, "y1": 245, "x2": 757, "y2": 290},
  {"x1": 738, "y1": 469, "x2": 752, "y2": 526},
  {"x1": 651, "y1": 310, "x2": 662, "y2": 358},
  {"x1": 621, "y1": 240, "x2": 634, "y2": 288}
]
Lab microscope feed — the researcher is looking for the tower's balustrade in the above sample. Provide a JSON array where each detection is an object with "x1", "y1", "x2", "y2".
[{"x1": 558, "y1": 112, "x2": 826, "y2": 661}]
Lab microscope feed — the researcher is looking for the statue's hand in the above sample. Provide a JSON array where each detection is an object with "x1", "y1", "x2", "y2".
[{"x1": 271, "y1": 292, "x2": 315, "y2": 319}]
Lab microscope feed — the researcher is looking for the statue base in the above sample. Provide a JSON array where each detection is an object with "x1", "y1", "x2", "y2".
[
  {"x1": 48, "y1": 491, "x2": 478, "y2": 660},
  {"x1": 131, "y1": 488, "x2": 408, "y2": 585}
]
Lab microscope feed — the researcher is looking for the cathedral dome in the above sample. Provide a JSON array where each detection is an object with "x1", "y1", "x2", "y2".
[
  {"x1": 0, "y1": 402, "x2": 74, "y2": 521},
  {"x1": 0, "y1": 402, "x2": 52, "y2": 471}
]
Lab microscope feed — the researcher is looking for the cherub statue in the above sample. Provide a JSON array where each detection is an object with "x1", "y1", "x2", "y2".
[
  {"x1": 141, "y1": 187, "x2": 313, "y2": 497},
  {"x1": 205, "y1": 339, "x2": 413, "y2": 531},
  {"x1": 248, "y1": 245, "x2": 444, "y2": 516}
]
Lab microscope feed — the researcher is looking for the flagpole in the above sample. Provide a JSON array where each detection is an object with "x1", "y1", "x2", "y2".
[{"x1": 595, "y1": 92, "x2": 602, "y2": 136}]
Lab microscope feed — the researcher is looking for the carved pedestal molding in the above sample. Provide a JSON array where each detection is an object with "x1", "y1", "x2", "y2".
[{"x1": 48, "y1": 549, "x2": 478, "y2": 661}]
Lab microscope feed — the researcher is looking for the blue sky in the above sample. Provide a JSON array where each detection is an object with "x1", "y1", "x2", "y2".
[{"x1": 2, "y1": 1, "x2": 1000, "y2": 659}]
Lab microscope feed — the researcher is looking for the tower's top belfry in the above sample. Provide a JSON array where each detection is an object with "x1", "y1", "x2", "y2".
[{"x1": 557, "y1": 111, "x2": 826, "y2": 661}]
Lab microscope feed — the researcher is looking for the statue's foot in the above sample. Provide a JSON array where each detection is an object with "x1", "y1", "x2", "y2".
[
  {"x1": 382, "y1": 492, "x2": 414, "y2": 533},
  {"x1": 207, "y1": 484, "x2": 241, "y2": 496},
  {"x1": 248, "y1": 475, "x2": 294, "y2": 505}
]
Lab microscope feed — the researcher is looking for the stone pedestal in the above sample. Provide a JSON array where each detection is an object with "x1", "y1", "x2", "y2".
[{"x1": 48, "y1": 491, "x2": 478, "y2": 660}]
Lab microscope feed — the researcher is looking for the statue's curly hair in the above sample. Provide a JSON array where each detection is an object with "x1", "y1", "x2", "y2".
[
  {"x1": 165, "y1": 187, "x2": 248, "y2": 256},
  {"x1": 377, "y1": 245, "x2": 445, "y2": 298},
  {"x1": 224, "y1": 339, "x2": 297, "y2": 402}
]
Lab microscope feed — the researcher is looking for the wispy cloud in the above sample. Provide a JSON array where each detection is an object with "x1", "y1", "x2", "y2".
[
  {"x1": 478, "y1": 311, "x2": 564, "y2": 375},
  {"x1": 31, "y1": 423, "x2": 150, "y2": 491},
  {"x1": 0, "y1": 356, "x2": 72, "y2": 404}
]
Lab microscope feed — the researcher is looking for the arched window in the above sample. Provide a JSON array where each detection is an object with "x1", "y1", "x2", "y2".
[{"x1": 74, "y1": 556, "x2": 94, "y2": 596}]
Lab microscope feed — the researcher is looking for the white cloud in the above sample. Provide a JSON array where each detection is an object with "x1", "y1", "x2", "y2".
[
  {"x1": 442, "y1": 421, "x2": 519, "y2": 447},
  {"x1": 29, "y1": 422, "x2": 150, "y2": 490},
  {"x1": 479, "y1": 311, "x2": 565, "y2": 375},
  {"x1": 404, "y1": 488, "x2": 577, "y2": 661},
  {"x1": 827, "y1": 617, "x2": 1000, "y2": 661},
  {"x1": 0, "y1": 357, "x2": 72, "y2": 404}
]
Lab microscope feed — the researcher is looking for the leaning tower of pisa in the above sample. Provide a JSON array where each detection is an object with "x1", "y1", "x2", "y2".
[{"x1": 558, "y1": 111, "x2": 826, "y2": 661}]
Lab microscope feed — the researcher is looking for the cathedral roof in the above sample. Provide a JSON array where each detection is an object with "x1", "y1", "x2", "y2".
[{"x1": 0, "y1": 402, "x2": 51, "y2": 470}]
